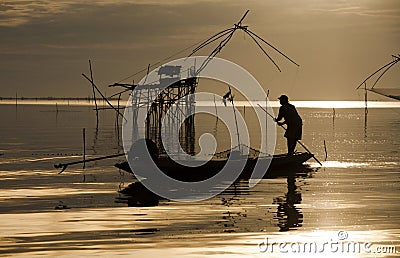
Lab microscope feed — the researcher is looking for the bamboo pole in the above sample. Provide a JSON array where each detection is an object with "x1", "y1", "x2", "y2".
[
  {"x1": 81, "y1": 74, "x2": 125, "y2": 119},
  {"x1": 55, "y1": 153, "x2": 125, "y2": 174},
  {"x1": 265, "y1": 91, "x2": 269, "y2": 155},
  {"x1": 89, "y1": 60, "x2": 99, "y2": 127},
  {"x1": 213, "y1": 95, "x2": 219, "y2": 122},
  {"x1": 83, "y1": 128, "x2": 86, "y2": 169}
]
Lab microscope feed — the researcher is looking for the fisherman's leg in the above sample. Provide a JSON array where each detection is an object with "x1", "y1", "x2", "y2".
[{"x1": 287, "y1": 138, "x2": 296, "y2": 155}]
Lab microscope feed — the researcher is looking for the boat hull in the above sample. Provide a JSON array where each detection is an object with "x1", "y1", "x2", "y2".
[{"x1": 115, "y1": 152, "x2": 313, "y2": 181}]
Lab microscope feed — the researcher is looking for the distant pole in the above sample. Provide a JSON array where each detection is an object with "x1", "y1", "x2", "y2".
[
  {"x1": 265, "y1": 97, "x2": 268, "y2": 155},
  {"x1": 89, "y1": 60, "x2": 99, "y2": 128},
  {"x1": 364, "y1": 82, "x2": 368, "y2": 114},
  {"x1": 265, "y1": 90, "x2": 269, "y2": 155},
  {"x1": 15, "y1": 92, "x2": 18, "y2": 119},
  {"x1": 83, "y1": 128, "x2": 86, "y2": 169},
  {"x1": 213, "y1": 95, "x2": 219, "y2": 122},
  {"x1": 232, "y1": 100, "x2": 241, "y2": 153},
  {"x1": 144, "y1": 63, "x2": 151, "y2": 84},
  {"x1": 229, "y1": 89, "x2": 241, "y2": 153},
  {"x1": 364, "y1": 82, "x2": 368, "y2": 135},
  {"x1": 116, "y1": 93, "x2": 122, "y2": 148}
]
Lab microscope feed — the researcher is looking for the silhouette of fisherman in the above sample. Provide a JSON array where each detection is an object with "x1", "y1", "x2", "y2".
[{"x1": 275, "y1": 95, "x2": 302, "y2": 155}]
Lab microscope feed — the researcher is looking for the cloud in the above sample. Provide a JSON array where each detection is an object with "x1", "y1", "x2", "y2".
[
  {"x1": 307, "y1": 0, "x2": 400, "y2": 19},
  {"x1": 0, "y1": 0, "x2": 398, "y2": 99},
  {"x1": 0, "y1": 0, "x2": 250, "y2": 97},
  {"x1": 0, "y1": 1, "x2": 69, "y2": 26},
  {"x1": 0, "y1": 1, "x2": 245, "y2": 56},
  {"x1": 0, "y1": 0, "x2": 231, "y2": 27}
]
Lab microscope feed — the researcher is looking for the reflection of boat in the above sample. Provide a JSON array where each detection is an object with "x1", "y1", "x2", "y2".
[
  {"x1": 115, "y1": 152, "x2": 313, "y2": 181},
  {"x1": 116, "y1": 181, "x2": 160, "y2": 207},
  {"x1": 117, "y1": 168, "x2": 314, "y2": 207}
]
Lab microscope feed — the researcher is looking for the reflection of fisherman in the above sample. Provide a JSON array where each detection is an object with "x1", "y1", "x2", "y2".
[
  {"x1": 275, "y1": 95, "x2": 302, "y2": 155},
  {"x1": 275, "y1": 177, "x2": 303, "y2": 231}
]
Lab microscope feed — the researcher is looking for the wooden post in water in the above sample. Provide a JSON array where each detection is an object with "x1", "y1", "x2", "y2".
[
  {"x1": 15, "y1": 92, "x2": 18, "y2": 119},
  {"x1": 265, "y1": 90, "x2": 269, "y2": 155},
  {"x1": 230, "y1": 94, "x2": 241, "y2": 153},
  {"x1": 364, "y1": 82, "x2": 368, "y2": 114},
  {"x1": 364, "y1": 82, "x2": 368, "y2": 135},
  {"x1": 116, "y1": 93, "x2": 122, "y2": 148},
  {"x1": 89, "y1": 60, "x2": 99, "y2": 128},
  {"x1": 265, "y1": 97, "x2": 268, "y2": 155},
  {"x1": 83, "y1": 128, "x2": 86, "y2": 169},
  {"x1": 213, "y1": 95, "x2": 219, "y2": 122}
]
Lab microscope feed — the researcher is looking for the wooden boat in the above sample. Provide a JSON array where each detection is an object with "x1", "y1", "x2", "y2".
[{"x1": 115, "y1": 152, "x2": 313, "y2": 181}]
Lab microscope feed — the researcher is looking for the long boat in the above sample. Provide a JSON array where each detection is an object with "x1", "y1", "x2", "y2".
[{"x1": 115, "y1": 152, "x2": 313, "y2": 181}]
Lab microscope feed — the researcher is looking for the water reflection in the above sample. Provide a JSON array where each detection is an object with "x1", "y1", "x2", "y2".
[
  {"x1": 116, "y1": 165, "x2": 313, "y2": 209},
  {"x1": 2, "y1": 103, "x2": 400, "y2": 257},
  {"x1": 116, "y1": 181, "x2": 160, "y2": 207},
  {"x1": 116, "y1": 179, "x2": 251, "y2": 208},
  {"x1": 218, "y1": 180, "x2": 250, "y2": 233},
  {"x1": 116, "y1": 166, "x2": 314, "y2": 237},
  {"x1": 273, "y1": 177, "x2": 303, "y2": 232}
]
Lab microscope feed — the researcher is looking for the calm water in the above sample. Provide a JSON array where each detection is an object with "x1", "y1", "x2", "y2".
[{"x1": 0, "y1": 101, "x2": 399, "y2": 257}]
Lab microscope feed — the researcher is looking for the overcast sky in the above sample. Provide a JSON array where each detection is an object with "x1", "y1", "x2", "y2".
[{"x1": 0, "y1": 0, "x2": 399, "y2": 100}]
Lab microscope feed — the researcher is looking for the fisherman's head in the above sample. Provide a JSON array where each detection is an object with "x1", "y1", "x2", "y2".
[{"x1": 278, "y1": 95, "x2": 289, "y2": 105}]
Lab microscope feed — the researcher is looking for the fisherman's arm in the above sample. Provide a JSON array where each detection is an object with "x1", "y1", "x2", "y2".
[
  {"x1": 274, "y1": 107, "x2": 286, "y2": 125},
  {"x1": 275, "y1": 107, "x2": 284, "y2": 123},
  {"x1": 277, "y1": 120, "x2": 286, "y2": 126}
]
